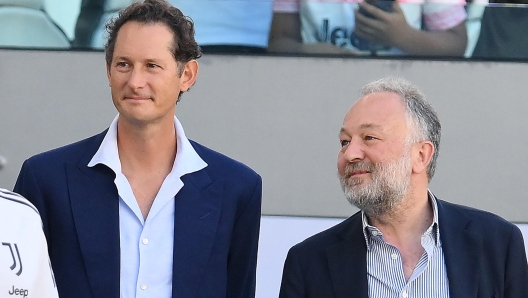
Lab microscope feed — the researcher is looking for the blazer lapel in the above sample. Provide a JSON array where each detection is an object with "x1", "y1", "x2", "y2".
[
  {"x1": 326, "y1": 214, "x2": 369, "y2": 298},
  {"x1": 172, "y1": 169, "x2": 223, "y2": 298},
  {"x1": 438, "y1": 200, "x2": 482, "y2": 298},
  {"x1": 68, "y1": 131, "x2": 120, "y2": 298}
]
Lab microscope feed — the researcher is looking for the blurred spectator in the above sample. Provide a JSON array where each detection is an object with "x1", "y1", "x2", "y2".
[
  {"x1": 73, "y1": 0, "x2": 273, "y2": 53},
  {"x1": 73, "y1": 0, "x2": 136, "y2": 49},
  {"x1": 72, "y1": 0, "x2": 105, "y2": 48},
  {"x1": 471, "y1": 0, "x2": 528, "y2": 60},
  {"x1": 268, "y1": 0, "x2": 468, "y2": 56},
  {"x1": 463, "y1": 0, "x2": 488, "y2": 57},
  {"x1": 170, "y1": 0, "x2": 273, "y2": 54}
]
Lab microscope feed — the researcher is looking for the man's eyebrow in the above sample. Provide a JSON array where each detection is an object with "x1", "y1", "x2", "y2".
[
  {"x1": 339, "y1": 123, "x2": 383, "y2": 137},
  {"x1": 145, "y1": 58, "x2": 164, "y2": 63},
  {"x1": 340, "y1": 123, "x2": 382, "y2": 133},
  {"x1": 113, "y1": 55, "x2": 130, "y2": 62},
  {"x1": 112, "y1": 56, "x2": 167, "y2": 66}
]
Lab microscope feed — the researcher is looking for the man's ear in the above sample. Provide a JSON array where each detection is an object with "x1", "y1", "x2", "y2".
[
  {"x1": 412, "y1": 141, "x2": 434, "y2": 175},
  {"x1": 106, "y1": 63, "x2": 112, "y2": 86},
  {"x1": 179, "y1": 60, "x2": 199, "y2": 92}
]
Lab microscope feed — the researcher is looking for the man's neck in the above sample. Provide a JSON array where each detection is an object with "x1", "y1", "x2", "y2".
[
  {"x1": 368, "y1": 186, "x2": 433, "y2": 281},
  {"x1": 116, "y1": 117, "x2": 177, "y2": 175},
  {"x1": 368, "y1": 187, "x2": 433, "y2": 248},
  {"x1": 116, "y1": 117, "x2": 178, "y2": 219}
]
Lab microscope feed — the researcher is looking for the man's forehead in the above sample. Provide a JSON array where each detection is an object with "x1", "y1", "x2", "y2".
[
  {"x1": 342, "y1": 92, "x2": 408, "y2": 130},
  {"x1": 347, "y1": 92, "x2": 404, "y2": 116},
  {"x1": 113, "y1": 21, "x2": 176, "y2": 59}
]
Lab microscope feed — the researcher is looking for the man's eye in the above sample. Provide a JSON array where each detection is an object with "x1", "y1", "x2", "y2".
[
  {"x1": 365, "y1": 136, "x2": 375, "y2": 141},
  {"x1": 147, "y1": 63, "x2": 158, "y2": 68},
  {"x1": 116, "y1": 62, "x2": 128, "y2": 67},
  {"x1": 340, "y1": 140, "x2": 350, "y2": 147}
]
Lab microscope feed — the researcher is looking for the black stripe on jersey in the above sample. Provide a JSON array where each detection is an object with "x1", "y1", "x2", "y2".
[{"x1": 0, "y1": 188, "x2": 39, "y2": 215}]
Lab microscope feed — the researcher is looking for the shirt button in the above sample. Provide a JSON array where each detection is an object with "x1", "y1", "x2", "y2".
[
  {"x1": 142, "y1": 238, "x2": 148, "y2": 245},
  {"x1": 391, "y1": 253, "x2": 398, "y2": 260},
  {"x1": 402, "y1": 290, "x2": 408, "y2": 298},
  {"x1": 371, "y1": 231, "x2": 379, "y2": 236},
  {"x1": 140, "y1": 284, "x2": 147, "y2": 290}
]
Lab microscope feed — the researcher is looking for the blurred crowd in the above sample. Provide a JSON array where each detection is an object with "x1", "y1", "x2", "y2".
[{"x1": 1, "y1": 0, "x2": 527, "y2": 59}]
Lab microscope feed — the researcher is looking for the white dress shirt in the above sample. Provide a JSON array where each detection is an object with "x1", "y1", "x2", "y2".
[{"x1": 88, "y1": 115, "x2": 207, "y2": 298}]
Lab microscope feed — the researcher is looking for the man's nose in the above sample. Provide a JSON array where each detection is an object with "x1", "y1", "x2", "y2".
[
  {"x1": 343, "y1": 139, "x2": 365, "y2": 162},
  {"x1": 127, "y1": 68, "x2": 147, "y2": 89}
]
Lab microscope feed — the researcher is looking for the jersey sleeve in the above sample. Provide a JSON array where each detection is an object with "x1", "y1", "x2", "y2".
[{"x1": 422, "y1": 3, "x2": 467, "y2": 31}]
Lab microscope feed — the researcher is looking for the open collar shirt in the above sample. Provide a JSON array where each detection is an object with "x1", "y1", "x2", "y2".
[
  {"x1": 361, "y1": 191, "x2": 450, "y2": 298},
  {"x1": 88, "y1": 115, "x2": 207, "y2": 298}
]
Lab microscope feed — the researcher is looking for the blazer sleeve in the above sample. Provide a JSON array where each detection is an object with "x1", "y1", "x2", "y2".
[
  {"x1": 505, "y1": 224, "x2": 528, "y2": 297},
  {"x1": 13, "y1": 159, "x2": 50, "y2": 240},
  {"x1": 226, "y1": 174, "x2": 262, "y2": 298},
  {"x1": 279, "y1": 246, "x2": 306, "y2": 298}
]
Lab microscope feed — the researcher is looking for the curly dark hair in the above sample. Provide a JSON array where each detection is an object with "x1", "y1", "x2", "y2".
[{"x1": 104, "y1": 0, "x2": 202, "y2": 71}]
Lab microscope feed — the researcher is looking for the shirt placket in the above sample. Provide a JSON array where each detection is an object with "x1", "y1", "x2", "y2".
[
  {"x1": 398, "y1": 229, "x2": 436, "y2": 298},
  {"x1": 136, "y1": 225, "x2": 151, "y2": 297}
]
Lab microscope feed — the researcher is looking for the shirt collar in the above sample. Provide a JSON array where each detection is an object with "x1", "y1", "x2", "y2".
[
  {"x1": 361, "y1": 190, "x2": 441, "y2": 250},
  {"x1": 88, "y1": 114, "x2": 207, "y2": 177}
]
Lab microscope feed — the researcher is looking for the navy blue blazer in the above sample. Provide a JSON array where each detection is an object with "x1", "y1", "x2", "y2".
[
  {"x1": 279, "y1": 199, "x2": 528, "y2": 298},
  {"x1": 14, "y1": 130, "x2": 262, "y2": 298}
]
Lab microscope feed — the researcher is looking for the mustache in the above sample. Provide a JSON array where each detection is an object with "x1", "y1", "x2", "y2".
[{"x1": 343, "y1": 162, "x2": 375, "y2": 178}]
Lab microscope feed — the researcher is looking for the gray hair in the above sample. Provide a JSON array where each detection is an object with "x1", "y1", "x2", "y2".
[{"x1": 360, "y1": 77, "x2": 441, "y2": 180}]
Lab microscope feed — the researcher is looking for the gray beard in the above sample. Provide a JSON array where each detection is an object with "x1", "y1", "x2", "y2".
[{"x1": 339, "y1": 151, "x2": 411, "y2": 218}]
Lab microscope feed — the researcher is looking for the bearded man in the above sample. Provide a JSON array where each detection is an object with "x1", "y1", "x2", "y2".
[{"x1": 278, "y1": 77, "x2": 528, "y2": 298}]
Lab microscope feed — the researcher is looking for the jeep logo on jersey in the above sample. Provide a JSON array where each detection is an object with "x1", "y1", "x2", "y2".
[
  {"x1": 8, "y1": 286, "x2": 28, "y2": 297},
  {"x1": 2, "y1": 243, "x2": 22, "y2": 276}
]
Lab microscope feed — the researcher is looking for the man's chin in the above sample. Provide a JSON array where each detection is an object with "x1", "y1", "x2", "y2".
[
  {"x1": 343, "y1": 192, "x2": 369, "y2": 209},
  {"x1": 345, "y1": 183, "x2": 370, "y2": 194}
]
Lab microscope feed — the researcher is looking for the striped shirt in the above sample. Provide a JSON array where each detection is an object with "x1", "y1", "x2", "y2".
[{"x1": 362, "y1": 191, "x2": 450, "y2": 298}]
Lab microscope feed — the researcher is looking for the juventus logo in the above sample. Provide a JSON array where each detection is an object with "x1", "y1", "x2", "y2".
[{"x1": 2, "y1": 243, "x2": 23, "y2": 276}]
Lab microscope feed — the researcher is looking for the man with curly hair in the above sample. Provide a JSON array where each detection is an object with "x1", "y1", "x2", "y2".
[{"x1": 14, "y1": 1, "x2": 262, "y2": 297}]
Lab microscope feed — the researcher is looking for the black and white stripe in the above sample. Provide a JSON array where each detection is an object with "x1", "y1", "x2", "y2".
[
  {"x1": 362, "y1": 192, "x2": 450, "y2": 298},
  {"x1": 0, "y1": 188, "x2": 39, "y2": 215}
]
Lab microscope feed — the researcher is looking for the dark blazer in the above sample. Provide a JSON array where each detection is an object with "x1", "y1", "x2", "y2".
[
  {"x1": 279, "y1": 199, "x2": 528, "y2": 298},
  {"x1": 14, "y1": 130, "x2": 262, "y2": 298}
]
